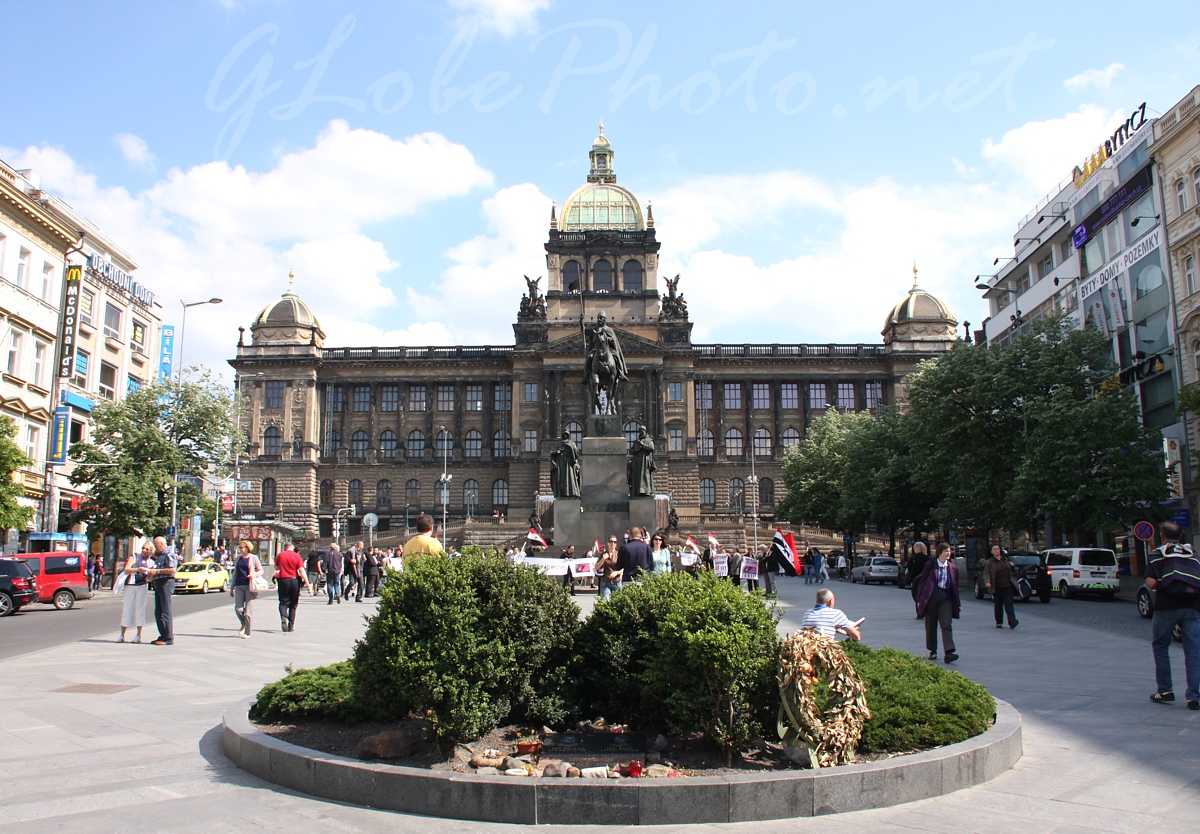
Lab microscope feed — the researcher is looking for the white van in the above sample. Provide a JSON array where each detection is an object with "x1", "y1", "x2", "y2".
[{"x1": 1042, "y1": 548, "x2": 1118, "y2": 599}]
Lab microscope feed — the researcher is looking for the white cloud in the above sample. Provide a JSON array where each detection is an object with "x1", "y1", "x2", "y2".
[
  {"x1": 1064, "y1": 62, "x2": 1124, "y2": 92},
  {"x1": 449, "y1": 0, "x2": 550, "y2": 36},
  {"x1": 1, "y1": 123, "x2": 493, "y2": 380},
  {"x1": 981, "y1": 104, "x2": 1118, "y2": 189},
  {"x1": 114, "y1": 133, "x2": 155, "y2": 169}
]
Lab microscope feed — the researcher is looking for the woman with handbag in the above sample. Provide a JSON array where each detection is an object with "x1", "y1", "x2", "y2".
[
  {"x1": 230, "y1": 540, "x2": 266, "y2": 639},
  {"x1": 118, "y1": 542, "x2": 154, "y2": 643}
]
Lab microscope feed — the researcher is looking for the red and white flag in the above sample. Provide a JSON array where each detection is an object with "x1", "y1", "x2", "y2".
[
  {"x1": 684, "y1": 536, "x2": 701, "y2": 553},
  {"x1": 527, "y1": 528, "x2": 548, "y2": 547},
  {"x1": 707, "y1": 532, "x2": 721, "y2": 551},
  {"x1": 773, "y1": 529, "x2": 800, "y2": 574}
]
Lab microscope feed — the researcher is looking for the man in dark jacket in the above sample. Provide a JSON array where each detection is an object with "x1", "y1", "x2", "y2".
[
  {"x1": 616, "y1": 527, "x2": 653, "y2": 585},
  {"x1": 321, "y1": 545, "x2": 344, "y2": 604},
  {"x1": 1147, "y1": 522, "x2": 1200, "y2": 710}
]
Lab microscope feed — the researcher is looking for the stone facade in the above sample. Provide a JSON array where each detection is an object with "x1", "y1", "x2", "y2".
[{"x1": 229, "y1": 130, "x2": 959, "y2": 542}]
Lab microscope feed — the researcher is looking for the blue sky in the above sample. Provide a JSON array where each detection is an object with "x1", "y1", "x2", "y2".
[{"x1": 3, "y1": 0, "x2": 1198, "y2": 377}]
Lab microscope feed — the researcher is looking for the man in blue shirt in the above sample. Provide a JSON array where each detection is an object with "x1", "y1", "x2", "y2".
[
  {"x1": 616, "y1": 527, "x2": 654, "y2": 585},
  {"x1": 800, "y1": 589, "x2": 862, "y2": 641},
  {"x1": 148, "y1": 536, "x2": 178, "y2": 646}
]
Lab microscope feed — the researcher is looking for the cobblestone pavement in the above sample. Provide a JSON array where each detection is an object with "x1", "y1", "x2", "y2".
[{"x1": 1, "y1": 573, "x2": 1198, "y2": 832}]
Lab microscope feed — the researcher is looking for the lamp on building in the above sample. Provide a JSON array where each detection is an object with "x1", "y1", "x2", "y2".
[
  {"x1": 1014, "y1": 236, "x2": 1042, "y2": 248},
  {"x1": 994, "y1": 256, "x2": 1017, "y2": 266},
  {"x1": 1010, "y1": 310, "x2": 1024, "y2": 325},
  {"x1": 1130, "y1": 214, "x2": 1161, "y2": 227}
]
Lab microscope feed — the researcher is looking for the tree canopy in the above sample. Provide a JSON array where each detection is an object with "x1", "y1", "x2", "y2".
[
  {"x1": 0, "y1": 417, "x2": 35, "y2": 533},
  {"x1": 68, "y1": 374, "x2": 241, "y2": 538}
]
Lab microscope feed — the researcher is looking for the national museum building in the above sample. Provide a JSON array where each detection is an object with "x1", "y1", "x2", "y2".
[{"x1": 229, "y1": 129, "x2": 960, "y2": 542}]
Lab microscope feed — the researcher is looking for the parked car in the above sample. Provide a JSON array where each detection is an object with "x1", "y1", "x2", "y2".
[
  {"x1": 173, "y1": 561, "x2": 231, "y2": 594},
  {"x1": 973, "y1": 551, "x2": 1052, "y2": 603},
  {"x1": 1136, "y1": 582, "x2": 1184, "y2": 642},
  {"x1": 1043, "y1": 547, "x2": 1118, "y2": 599},
  {"x1": 0, "y1": 557, "x2": 38, "y2": 616},
  {"x1": 15, "y1": 552, "x2": 93, "y2": 610},
  {"x1": 850, "y1": 556, "x2": 901, "y2": 585}
]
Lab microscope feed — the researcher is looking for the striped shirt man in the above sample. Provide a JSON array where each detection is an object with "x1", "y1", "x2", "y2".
[{"x1": 800, "y1": 589, "x2": 862, "y2": 640}]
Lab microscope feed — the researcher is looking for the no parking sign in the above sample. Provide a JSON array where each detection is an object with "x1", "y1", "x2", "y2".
[{"x1": 1133, "y1": 521, "x2": 1155, "y2": 541}]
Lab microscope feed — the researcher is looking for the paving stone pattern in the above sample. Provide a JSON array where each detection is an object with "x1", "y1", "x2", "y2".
[{"x1": 1, "y1": 573, "x2": 1198, "y2": 831}]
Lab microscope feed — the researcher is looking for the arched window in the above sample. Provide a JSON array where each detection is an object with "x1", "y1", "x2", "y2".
[
  {"x1": 782, "y1": 427, "x2": 801, "y2": 449},
  {"x1": 697, "y1": 428, "x2": 714, "y2": 456},
  {"x1": 565, "y1": 420, "x2": 583, "y2": 447},
  {"x1": 261, "y1": 477, "x2": 276, "y2": 506},
  {"x1": 729, "y1": 478, "x2": 745, "y2": 512},
  {"x1": 350, "y1": 430, "x2": 369, "y2": 460},
  {"x1": 464, "y1": 479, "x2": 479, "y2": 514},
  {"x1": 493, "y1": 430, "x2": 511, "y2": 458},
  {"x1": 759, "y1": 477, "x2": 775, "y2": 507},
  {"x1": 1178, "y1": 180, "x2": 1189, "y2": 215},
  {"x1": 405, "y1": 479, "x2": 421, "y2": 508},
  {"x1": 753, "y1": 427, "x2": 772, "y2": 457},
  {"x1": 348, "y1": 480, "x2": 363, "y2": 508},
  {"x1": 323, "y1": 430, "x2": 340, "y2": 458},
  {"x1": 320, "y1": 479, "x2": 334, "y2": 506},
  {"x1": 407, "y1": 430, "x2": 425, "y2": 459},
  {"x1": 725, "y1": 427, "x2": 744, "y2": 458},
  {"x1": 464, "y1": 429, "x2": 482, "y2": 458},
  {"x1": 593, "y1": 259, "x2": 614, "y2": 292},
  {"x1": 435, "y1": 428, "x2": 453, "y2": 457},
  {"x1": 622, "y1": 259, "x2": 643, "y2": 293},
  {"x1": 699, "y1": 478, "x2": 716, "y2": 506},
  {"x1": 379, "y1": 430, "x2": 398, "y2": 460},
  {"x1": 262, "y1": 427, "x2": 282, "y2": 457},
  {"x1": 563, "y1": 259, "x2": 582, "y2": 293},
  {"x1": 492, "y1": 479, "x2": 509, "y2": 508},
  {"x1": 377, "y1": 480, "x2": 391, "y2": 509},
  {"x1": 624, "y1": 420, "x2": 642, "y2": 450}
]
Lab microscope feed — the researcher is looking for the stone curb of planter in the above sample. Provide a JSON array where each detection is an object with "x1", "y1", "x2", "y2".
[{"x1": 223, "y1": 697, "x2": 1021, "y2": 825}]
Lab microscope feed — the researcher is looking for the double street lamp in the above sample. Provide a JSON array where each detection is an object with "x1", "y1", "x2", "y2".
[
  {"x1": 437, "y1": 426, "x2": 452, "y2": 537},
  {"x1": 170, "y1": 297, "x2": 222, "y2": 547}
]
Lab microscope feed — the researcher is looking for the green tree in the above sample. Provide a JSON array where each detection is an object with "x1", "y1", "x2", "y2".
[
  {"x1": 68, "y1": 373, "x2": 241, "y2": 538},
  {"x1": 0, "y1": 417, "x2": 35, "y2": 533},
  {"x1": 777, "y1": 409, "x2": 872, "y2": 529}
]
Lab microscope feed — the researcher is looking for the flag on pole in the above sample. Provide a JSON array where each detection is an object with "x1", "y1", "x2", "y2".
[
  {"x1": 707, "y1": 532, "x2": 721, "y2": 551},
  {"x1": 593, "y1": 539, "x2": 602, "y2": 556},
  {"x1": 685, "y1": 535, "x2": 701, "y2": 553},
  {"x1": 527, "y1": 528, "x2": 548, "y2": 547},
  {"x1": 773, "y1": 529, "x2": 799, "y2": 576}
]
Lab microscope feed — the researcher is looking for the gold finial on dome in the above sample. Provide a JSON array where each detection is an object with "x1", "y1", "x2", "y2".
[
  {"x1": 598, "y1": 119, "x2": 605, "y2": 138},
  {"x1": 288, "y1": 268, "x2": 295, "y2": 293},
  {"x1": 912, "y1": 259, "x2": 919, "y2": 290}
]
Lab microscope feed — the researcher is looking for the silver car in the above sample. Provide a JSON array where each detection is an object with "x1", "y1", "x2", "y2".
[{"x1": 851, "y1": 556, "x2": 901, "y2": 586}]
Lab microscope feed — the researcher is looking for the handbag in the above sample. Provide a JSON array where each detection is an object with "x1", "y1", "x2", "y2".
[{"x1": 248, "y1": 557, "x2": 270, "y2": 593}]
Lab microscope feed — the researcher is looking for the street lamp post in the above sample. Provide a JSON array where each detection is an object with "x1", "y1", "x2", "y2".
[
  {"x1": 747, "y1": 438, "x2": 760, "y2": 556},
  {"x1": 171, "y1": 298, "x2": 222, "y2": 547},
  {"x1": 177, "y1": 298, "x2": 223, "y2": 385},
  {"x1": 438, "y1": 426, "x2": 452, "y2": 537}
]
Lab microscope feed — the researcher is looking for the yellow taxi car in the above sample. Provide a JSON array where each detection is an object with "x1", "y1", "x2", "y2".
[{"x1": 173, "y1": 561, "x2": 230, "y2": 594}]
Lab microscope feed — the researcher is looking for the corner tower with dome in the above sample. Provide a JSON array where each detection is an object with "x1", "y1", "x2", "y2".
[{"x1": 230, "y1": 130, "x2": 959, "y2": 546}]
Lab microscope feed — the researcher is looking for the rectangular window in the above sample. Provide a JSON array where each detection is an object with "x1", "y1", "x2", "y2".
[
  {"x1": 724, "y1": 383, "x2": 742, "y2": 410},
  {"x1": 465, "y1": 384, "x2": 483, "y2": 411},
  {"x1": 103, "y1": 303, "x2": 122, "y2": 341},
  {"x1": 524, "y1": 382, "x2": 539, "y2": 403},
  {"x1": 409, "y1": 384, "x2": 426, "y2": 412},
  {"x1": 494, "y1": 383, "x2": 511, "y2": 411},
  {"x1": 79, "y1": 290, "x2": 94, "y2": 326},
  {"x1": 752, "y1": 382, "x2": 771, "y2": 409},
  {"x1": 353, "y1": 385, "x2": 371, "y2": 412},
  {"x1": 1060, "y1": 239, "x2": 1073, "y2": 263},
  {"x1": 523, "y1": 429, "x2": 539, "y2": 453},
  {"x1": 809, "y1": 383, "x2": 827, "y2": 410},
  {"x1": 695, "y1": 381, "x2": 713, "y2": 410},
  {"x1": 265, "y1": 381, "x2": 285, "y2": 409},
  {"x1": 41, "y1": 263, "x2": 54, "y2": 302},
  {"x1": 127, "y1": 375, "x2": 142, "y2": 394},
  {"x1": 130, "y1": 319, "x2": 147, "y2": 352},
  {"x1": 837, "y1": 382, "x2": 856, "y2": 409},
  {"x1": 99, "y1": 362, "x2": 117, "y2": 400},
  {"x1": 72, "y1": 352, "x2": 89, "y2": 391},
  {"x1": 6, "y1": 331, "x2": 23, "y2": 376},
  {"x1": 32, "y1": 341, "x2": 47, "y2": 388},
  {"x1": 69, "y1": 419, "x2": 85, "y2": 445},
  {"x1": 437, "y1": 385, "x2": 455, "y2": 411},
  {"x1": 668, "y1": 427, "x2": 683, "y2": 452},
  {"x1": 1038, "y1": 253, "x2": 1054, "y2": 280},
  {"x1": 780, "y1": 383, "x2": 799, "y2": 409},
  {"x1": 327, "y1": 384, "x2": 345, "y2": 412},
  {"x1": 25, "y1": 425, "x2": 38, "y2": 461},
  {"x1": 380, "y1": 385, "x2": 399, "y2": 412},
  {"x1": 667, "y1": 381, "x2": 683, "y2": 402},
  {"x1": 865, "y1": 381, "x2": 883, "y2": 409},
  {"x1": 16, "y1": 247, "x2": 30, "y2": 289}
]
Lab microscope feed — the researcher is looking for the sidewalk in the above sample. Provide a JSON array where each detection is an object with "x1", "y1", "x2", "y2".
[{"x1": 0, "y1": 575, "x2": 1198, "y2": 832}]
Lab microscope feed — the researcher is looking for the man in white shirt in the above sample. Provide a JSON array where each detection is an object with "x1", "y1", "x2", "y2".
[{"x1": 800, "y1": 589, "x2": 862, "y2": 641}]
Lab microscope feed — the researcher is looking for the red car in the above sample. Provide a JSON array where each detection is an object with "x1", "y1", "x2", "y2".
[{"x1": 15, "y1": 552, "x2": 94, "y2": 610}]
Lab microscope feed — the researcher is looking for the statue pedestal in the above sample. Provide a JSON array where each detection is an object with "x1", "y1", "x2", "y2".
[
  {"x1": 587, "y1": 414, "x2": 622, "y2": 438},
  {"x1": 557, "y1": 436, "x2": 629, "y2": 551},
  {"x1": 628, "y1": 496, "x2": 656, "y2": 534}
]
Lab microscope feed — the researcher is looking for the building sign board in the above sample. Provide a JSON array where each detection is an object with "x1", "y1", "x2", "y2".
[
  {"x1": 56, "y1": 264, "x2": 82, "y2": 378},
  {"x1": 1078, "y1": 227, "x2": 1162, "y2": 303},
  {"x1": 86, "y1": 253, "x2": 155, "y2": 307},
  {"x1": 1071, "y1": 102, "x2": 1147, "y2": 189},
  {"x1": 1072, "y1": 164, "x2": 1153, "y2": 249}
]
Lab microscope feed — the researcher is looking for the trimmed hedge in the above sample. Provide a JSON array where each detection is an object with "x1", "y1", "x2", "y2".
[
  {"x1": 571, "y1": 571, "x2": 781, "y2": 758},
  {"x1": 254, "y1": 661, "x2": 376, "y2": 724},
  {"x1": 842, "y1": 642, "x2": 995, "y2": 752},
  {"x1": 351, "y1": 546, "x2": 580, "y2": 747}
]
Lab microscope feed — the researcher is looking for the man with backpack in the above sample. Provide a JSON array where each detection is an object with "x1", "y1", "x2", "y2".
[{"x1": 1146, "y1": 522, "x2": 1200, "y2": 710}]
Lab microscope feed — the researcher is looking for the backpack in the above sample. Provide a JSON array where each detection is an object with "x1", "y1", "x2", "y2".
[{"x1": 1151, "y1": 543, "x2": 1200, "y2": 597}]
